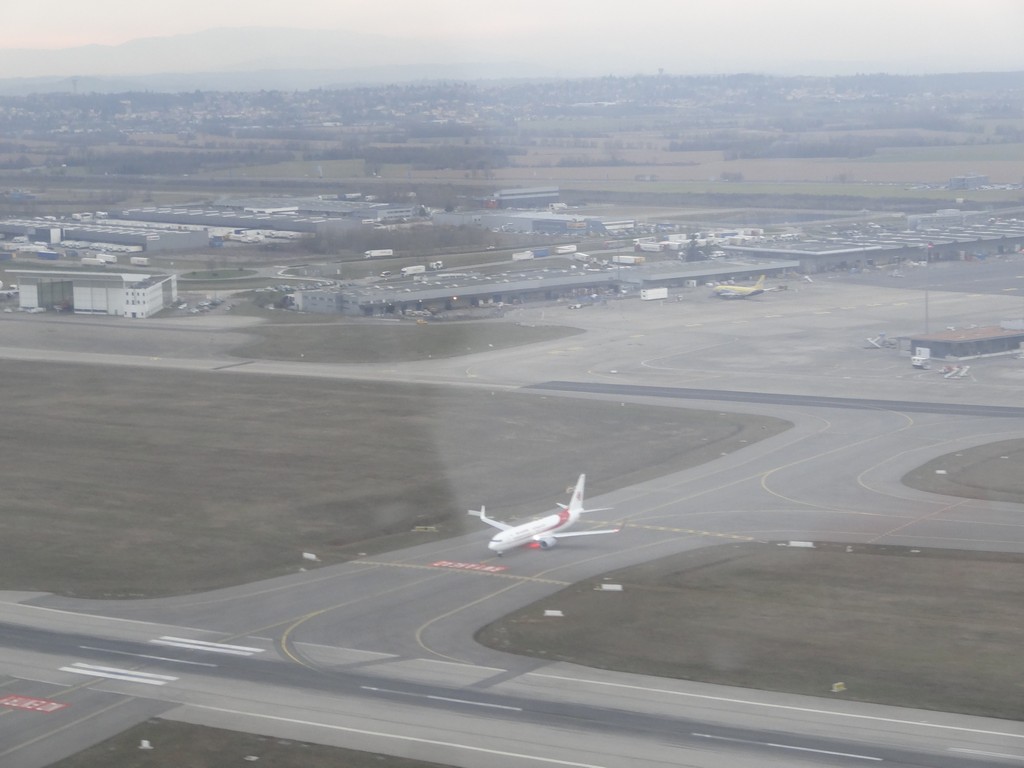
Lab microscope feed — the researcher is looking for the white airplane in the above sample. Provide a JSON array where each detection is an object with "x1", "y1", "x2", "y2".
[
  {"x1": 712, "y1": 274, "x2": 765, "y2": 299},
  {"x1": 469, "y1": 473, "x2": 619, "y2": 555}
]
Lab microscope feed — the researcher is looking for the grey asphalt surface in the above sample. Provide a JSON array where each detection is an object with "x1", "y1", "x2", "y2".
[{"x1": 1, "y1": 268, "x2": 1024, "y2": 767}]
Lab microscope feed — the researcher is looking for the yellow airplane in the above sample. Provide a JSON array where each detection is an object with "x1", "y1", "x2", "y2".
[{"x1": 712, "y1": 275, "x2": 765, "y2": 299}]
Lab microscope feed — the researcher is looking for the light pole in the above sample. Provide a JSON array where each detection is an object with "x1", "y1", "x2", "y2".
[{"x1": 924, "y1": 244, "x2": 932, "y2": 335}]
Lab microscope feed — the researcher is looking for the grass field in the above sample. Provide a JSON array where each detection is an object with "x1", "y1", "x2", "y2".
[
  {"x1": 903, "y1": 438, "x2": 1024, "y2": 503},
  {"x1": 0, "y1": 360, "x2": 788, "y2": 597},
  {"x1": 476, "y1": 542, "x2": 1024, "y2": 720}
]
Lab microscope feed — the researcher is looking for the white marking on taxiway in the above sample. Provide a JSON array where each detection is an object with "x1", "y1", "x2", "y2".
[
  {"x1": 79, "y1": 645, "x2": 218, "y2": 667},
  {"x1": 151, "y1": 636, "x2": 265, "y2": 655},
  {"x1": 693, "y1": 732, "x2": 881, "y2": 761},
  {"x1": 361, "y1": 685, "x2": 522, "y2": 711},
  {"x1": 529, "y1": 672, "x2": 1024, "y2": 740},
  {"x1": 59, "y1": 663, "x2": 178, "y2": 686},
  {"x1": 192, "y1": 704, "x2": 605, "y2": 767}
]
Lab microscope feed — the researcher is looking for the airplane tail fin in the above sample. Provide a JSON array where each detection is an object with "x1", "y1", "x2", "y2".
[
  {"x1": 754, "y1": 274, "x2": 765, "y2": 289},
  {"x1": 569, "y1": 473, "x2": 586, "y2": 514},
  {"x1": 556, "y1": 473, "x2": 611, "y2": 515}
]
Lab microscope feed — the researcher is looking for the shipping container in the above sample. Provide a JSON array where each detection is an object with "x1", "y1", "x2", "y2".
[
  {"x1": 80, "y1": 257, "x2": 105, "y2": 266},
  {"x1": 641, "y1": 287, "x2": 669, "y2": 301},
  {"x1": 364, "y1": 249, "x2": 394, "y2": 258},
  {"x1": 36, "y1": 250, "x2": 60, "y2": 260},
  {"x1": 129, "y1": 256, "x2": 150, "y2": 266},
  {"x1": 531, "y1": 248, "x2": 550, "y2": 258},
  {"x1": 636, "y1": 242, "x2": 663, "y2": 253},
  {"x1": 555, "y1": 244, "x2": 577, "y2": 254},
  {"x1": 512, "y1": 251, "x2": 535, "y2": 261}
]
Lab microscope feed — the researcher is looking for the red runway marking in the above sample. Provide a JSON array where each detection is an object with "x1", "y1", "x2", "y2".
[
  {"x1": 0, "y1": 695, "x2": 68, "y2": 713},
  {"x1": 431, "y1": 560, "x2": 507, "y2": 573}
]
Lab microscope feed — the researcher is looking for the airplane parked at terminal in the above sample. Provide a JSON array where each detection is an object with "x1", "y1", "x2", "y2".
[
  {"x1": 469, "y1": 473, "x2": 618, "y2": 555},
  {"x1": 712, "y1": 275, "x2": 765, "y2": 299}
]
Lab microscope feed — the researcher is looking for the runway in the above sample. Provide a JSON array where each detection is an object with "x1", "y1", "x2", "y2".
[{"x1": 1, "y1": 278, "x2": 1023, "y2": 766}]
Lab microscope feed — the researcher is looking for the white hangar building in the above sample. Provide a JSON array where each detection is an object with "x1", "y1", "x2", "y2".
[{"x1": 11, "y1": 270, "x2": 178, "y2": 319}]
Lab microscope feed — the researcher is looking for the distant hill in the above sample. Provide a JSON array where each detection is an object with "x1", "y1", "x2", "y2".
[
  {"x1": 1, "y1": 26, "x2": 1022, "y2": 95},
  {"x1": 0, "y1": 27, "x2": 551, "y2": 94}
]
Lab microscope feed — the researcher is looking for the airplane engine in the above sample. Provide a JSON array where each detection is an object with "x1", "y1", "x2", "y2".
[{"x1": 536, "y1": 536, "x2": 558, "y2": 550}]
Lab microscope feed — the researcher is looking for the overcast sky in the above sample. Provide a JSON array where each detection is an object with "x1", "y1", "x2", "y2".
[{"x1": 4, "y1": 0, "x2": 1024, "y2": 76}]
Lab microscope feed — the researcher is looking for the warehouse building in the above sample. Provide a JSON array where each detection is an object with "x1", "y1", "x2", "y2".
[
  {"x1": 485, "y1": 187, "x2": 561, "y2": 208},
  {"x1": 11, "y1": 270, "x2": 177, "y2": 318},
  {"x1": 0, "y1": 218, "x2": 207, "y2": 253}
]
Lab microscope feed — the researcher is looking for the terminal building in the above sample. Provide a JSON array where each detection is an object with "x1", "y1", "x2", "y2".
[
  {"x1": 11, "y1": 270, "x2": 178, "y2": 318},
  {"x1": 295, "y1": 258, "x2": 798, "y2": 317}
]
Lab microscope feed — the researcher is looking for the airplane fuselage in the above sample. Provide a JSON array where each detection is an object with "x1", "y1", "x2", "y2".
[
  {"x1": 471, "y1": 473, "x2": 618, "y2": 555},
  {"x1": 714, "y1": 288, "x2": 763, "y2": 298},
  {"x1": 489, "y1": 509, "x2": 574, "y2": 553}
]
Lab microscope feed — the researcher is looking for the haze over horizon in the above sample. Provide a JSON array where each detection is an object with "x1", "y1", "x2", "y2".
[{"x1": 2, "y1": 0, "x2": 1023, "y2": 82}]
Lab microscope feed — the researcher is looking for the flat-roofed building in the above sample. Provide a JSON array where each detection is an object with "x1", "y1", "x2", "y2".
[
  {"x1": 11, "y1": 270, "x2": 177, "y2": 318},
  {"x1": 909, "y1": 323, "x2": 1024, "y2": 361}
]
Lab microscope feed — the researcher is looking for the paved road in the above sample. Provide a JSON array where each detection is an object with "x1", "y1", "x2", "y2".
[{"x1": 1, "y1": 278, "x2": 1023, "y2": 766}]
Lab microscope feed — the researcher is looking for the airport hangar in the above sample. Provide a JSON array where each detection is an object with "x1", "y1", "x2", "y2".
[
  {"x1": 295, "y1": 259, "x2": 800, "y2": 316},
  {"x1": 908, "y1": 323, "x2": 1024, "y2": 362},
  {"x1": 10, "y1": 270, "x2": 178, "y2": 318}
]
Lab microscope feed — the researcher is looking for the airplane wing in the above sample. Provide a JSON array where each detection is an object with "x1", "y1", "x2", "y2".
[
  {"x1": 552, "y1": 528, "x2": 622, "y2": 540},
  {"x1": 468, "y1": 507, "x2": 513, "y2": 531},
  {"x1": 557, "y1": 504, "x2": 613, "y2": 514}
]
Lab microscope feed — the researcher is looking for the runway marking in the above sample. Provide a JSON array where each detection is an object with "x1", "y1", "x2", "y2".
[
  {"x1": 950, "y1": 747, "x2": 1024, "y2": 760},
  {"x1": 361, "y1": 685, "x2": 523, "y2": 711},
  {"x1": 431, "y1": 560, "x2": 508, "y2": 573},
  {"x1": 151, "y1": 636, "x2": 265, "y2": 656},
  {"x1": 359, "y1": 560, "x2": 570, "y2": 585},
  {"x1": 867, "y1": 498, "x2": 968, "y2": 544},
  {"x1": 278, "y1": 572, "x2": 457, "y2": 671},
  {"x1": 79, "y1": 645, "x2": 218, "y2": 667},
  {"x1": 59, "y1": 663, "x2": 178, "y2": 686},
  {"x1": 530, "y1": 672, "x2": 1024, "y2": 741},
  {"x1": 692, "y1": 732, "x2": 881, "y2": 761},
  {"x1": 623, "y1": 523, "x2": 755, "y2": 541},
  {"x1": 0, "y1": 695, "x2": 67, "y2": 713},
  {"x1": 191, "y1": 704, "x2": 608, "y2": 767}
]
